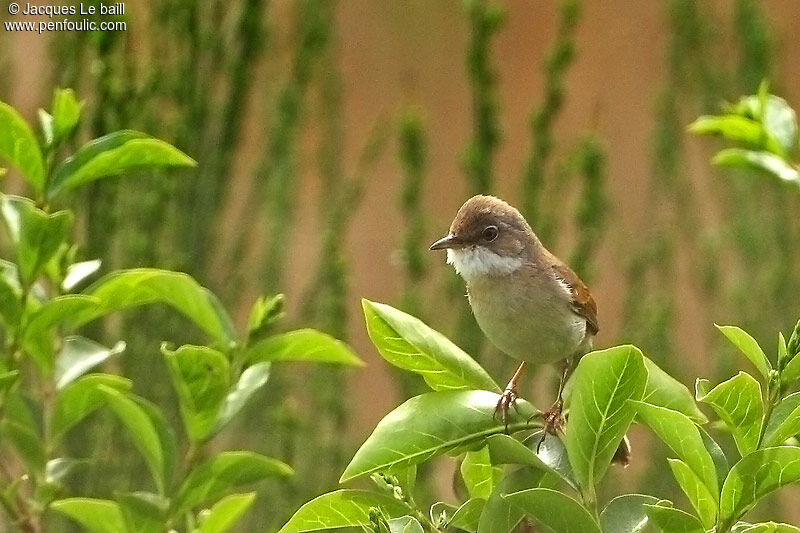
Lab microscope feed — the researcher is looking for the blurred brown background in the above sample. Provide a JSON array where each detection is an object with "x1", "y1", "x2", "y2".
[{"x1": 4, "y1": 0, "x2": 800, "y2": 528}]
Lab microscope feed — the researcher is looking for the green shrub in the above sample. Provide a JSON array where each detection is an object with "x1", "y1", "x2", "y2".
[{"x1": 0, "y1": 89, "x2": 363, "y2": 532}]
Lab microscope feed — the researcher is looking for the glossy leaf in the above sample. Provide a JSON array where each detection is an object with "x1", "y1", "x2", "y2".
[
  {"x1": 0, "y1": 101, "x2": 45, "y2": 193},
  {"x1": 340, "y1": 390, "x2": 536, "y2": 483},
  {"x1": 117, "y1": 492, "x2": 168, "y2": 533},
  {"x1": 716, "y1": 325, "x2": 772, "y2": 380},
  {"x1": 667, "y1": 458, "x2": 717, "y2": 528},
  {"x1": 133, "y1": 396, "x2": 178, "y2": 492},
  {"x1": 51, "y1": 374, "x2": 132, "y2": 442},
  {"x1": 477, "y1": 468, "x2": 548, "y2": 533},
  {"x1": 461, "y1": 446, "x2": 499, "y2": 500},
  {"x1": 782, "y1": 347, "x2": 800, "y2": 386},
  {"x1": 0, "y1": 261, "x2": 22, "y2": 327},
  {"x1": 505, "y1": 488, "x2": 601, "y2": 533},
  {"x1": 600, "y1": 494, "x2": 659, "y2": 533},
  {"x1": 388, "y1": 516, "x2": 424, "y2": 533},
  {"x1": 713, "y1": 149, "x2": 800, "y2": 185},
  {"x1": 741, "y1": 523, "x2": 800, "y2": 533},
  {"x1": 644, "y1": 503, "x2": 704, "y2": 533},
  {"x1": 75, "y1": 268, "x2": 236, "y2": 344},
  {"x1": 51, "y1": 88, "x2": 82, "y2": 145},
  {"x1": 449, "y1": 499, "x2": 485, "y2": 532},
  {"x1": 46, "y1": 458, "x2": 87, "y2": 485},
  {"x1": 245, "y1": 329, "x2": 362, "y2": 366},
  {"x1": 0, "y1": 195, "x2": 72, "y2": 285},
  {"x1": 565, "y1": 345, "x2": 646, "y2": 494},
  {"x1": 689, "y1": 114, "x2": 774, "y2": 150},
  {"x1": 632, "y1": 402, "x2": 719, "y2": 497},
  {"x1": 50, "y1": 498, "x2": 126, "y2": 533},
  {"x1": 763, "y1": 392, "x2": 800, "y2": 446},
  {"x1": 62, "y1": 259, "x2": 101, "y2": 290},
  {"x1": 719, "y1": 446, "x2": 800, "y2": 530},
  {"x1": 362, "y1": 299, "x2": 499, "y2": 392},
  {"x1": 642, "y1": 356, "x2": 707, "y2": 423},
  {"x1": 163, "y1": 344, "x2": 230, "y2": 442},
  {"x1": 54, "y1": 336, "x2": 125, "y2": 390},
  {"x1": 760, "y1": 94, "x2": 799, "y2": 156},
  {"x1": 214, "y1": 362, "x2": 271, "y2": 434},
  {"x1": 22, "y1": 295, "x2": 99, "y2": 373},
  {"x1": 197, "y1": 493, "x2": 256, "y2": 533},
  {"x1": 177, "y1": 451, "x2": 292, "y2": 513},
  {"x1": 49, "y1": 132, "x2": 195, "y2": 197},
  {"x1": 696, "y1": 373, "x2": 763, "y2": 456},
  {"x1": 277, "y1": 490, "x2": 412, "y2": 533},
  {"x1": 98, "y1": 386, "x2": 165, "y2": 493}
]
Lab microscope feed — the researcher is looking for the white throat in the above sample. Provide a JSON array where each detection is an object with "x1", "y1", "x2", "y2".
[{"x1": 446, "y1": 246, "x2": 523, "y2": 281}]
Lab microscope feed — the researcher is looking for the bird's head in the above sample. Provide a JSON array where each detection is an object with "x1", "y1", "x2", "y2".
[{"x1": 429, "y1": 195, "x2": 537, "y2": 281}]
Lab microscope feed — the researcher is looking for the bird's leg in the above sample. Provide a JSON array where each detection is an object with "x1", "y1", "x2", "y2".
[
  {"x1": 543, "y1": 358, "x2": 574, "y2": 434},
  {"x1": 494, "y1": 361, "x2": 527, "y2": 433}
]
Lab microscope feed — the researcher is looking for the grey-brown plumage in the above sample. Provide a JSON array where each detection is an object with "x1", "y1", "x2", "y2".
[{"x1": 432, "y1": 195, "x2": 597, "y2": 366}]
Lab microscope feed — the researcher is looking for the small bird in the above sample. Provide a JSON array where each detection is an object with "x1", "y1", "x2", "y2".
[{"x1": 430, "y1": 195, "x2": 598, "y2": 433}]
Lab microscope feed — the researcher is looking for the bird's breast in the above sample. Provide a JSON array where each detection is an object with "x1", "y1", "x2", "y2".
[{"x1": 467, "y1": 270, "x2": 589, "y2": 364}]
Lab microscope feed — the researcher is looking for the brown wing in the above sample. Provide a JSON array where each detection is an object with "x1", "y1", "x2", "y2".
[{"x1": 551, "y1": 262, "x2": 599, "y2": 335}]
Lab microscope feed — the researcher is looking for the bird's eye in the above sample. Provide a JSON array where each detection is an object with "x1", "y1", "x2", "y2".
[{"x1": 482, "y1": 225, "x2": 499, "y2": 241}]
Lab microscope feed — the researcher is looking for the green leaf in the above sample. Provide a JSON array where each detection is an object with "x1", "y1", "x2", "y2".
[
  {"x1": 690, "y1": 115, "x2": 782, "y2": 153},
  {"x1": 632, "y1": 402, "x2": 719, "y2": 497},
  {"x1": 362, "y1": 299, "x2": 499, "y2": 392},
  {"x1": 696, "y1": 373, "x2": 764, "y2": 456},
  {"x1": 0, "y1": 419, "x2": 45, "y2": 472},
  {"x1": 246, "y1": 294, "x2": 285, "y2": 343},
  {"x1": 62, "y1": 259, "x2": 101, "y2": 291},
  {"x1": 712, "y1": 149, "x2": 800, "y2": 185},
  {"x1": 38, "y1": 109, "x2": 53, "y2": 149},
  {"x1": 599, "y1": 494, "x2": 659, "y2": 533},
  {"x1": 389, "y1": 516, "x2": 425, "y2": 533},
  {"x1": 98, "y1": 386, "x2": 165, "y2": 493},
  {"x1": 54, "y1": 336, "x2": 125, "y2": 390},
  {"x1": 214, "y1": 362, "x2": 271, "y2": 435},
  {"x1": 51, "y1": 373, "x2": 132, "y2": 442},
  {"x1": 477, "y1": 467, "x2": 548, "y2": 533},
  {"x1": 565, "y1": 345, "x2": 646, "y2": 494},
  {"x1": 277, "y1": 490, "x2": 413, "y2": 533},
  {"x1": 644, "y1": 503, "x2": 704, "y2": 533},
  {"x1": 49, "y1": 133, "x2": 195, "y2": 197},
  {"x1": 76, "y1": 268, "x2": 236, "y2": 344},
  {"x1": 763, "y1": 392, "x2": 800, "y2": 446},
  {"x1": 0, "y1": 101, "x2": 45, "y2": 193},
  {"x1": 22, "y1": 295, "x2": 100, "y2": 373},
  {"x1": 0, "y1": 261, "x2": 23, "y2": 327},
  {"x1": 716, "y1": 325, "x2": 772, "y2": 380},
  {"x1": 50, "y1": 498, "x2": 126, "y2": 533},
  {"x1": 51, "y1": 88, "x2": 82, "y2": 146},
  {"x1": 484, "y1": 433, "x2": 576, "y2": 488},
  {"x1": 505, "y1": 488, "x2": 601, "y2": 533},
  {"x1": 461, "y1": 446, "x2": 500, "y2": 500},
  {"x1": 116, "y1": 492, "x2": 168, "y2": 533},
  {"x1": 449, "y1": 499, "x2": 485, "y2": 532},
  {"x1": 642, "y1": 356, "x2": 707, "y2": 423},
  {"x1": 245, "y1": 329, "x2": 363, "y2": 366},
  {"x1": 719, "y1": 446, "x2": 800, "y2": 530},
  {"x1": 430, "y1": 502, "x2": 459, "y2": 529},
  {"x1": 667, "y1": 458, "x2": 717, "y2": 529},
  {"x1": 133, "y1": 396, "x2": 179, "y2": 492},
  {"x1": 45, "y1": 458, "x2": 88, "y2": 485},
  {"x1": 761, "y1": 95, "x2": 798, "y2": 157},
  {"x1": 176, "y1": 451, "x2": 292, "y2": 513},
  {"x1": 340, "y1": 390, "x2": 536, "y2": 483},
  {"x1": 197, "y1": 493, "x2": 256, "y2": 533},
  {"x1": 0, "y1": 195, "x2": 72, "y2": 285},
  {"x1": 162, "y1": 344, "x2": 230, "y2": 443},
  {"x1": 741, "y1": 523, "x2": 800, "y2": 533}
]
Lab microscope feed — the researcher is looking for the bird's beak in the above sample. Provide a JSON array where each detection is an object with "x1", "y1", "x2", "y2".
[{"x1": 429, "y1": 234, "x2": 463, "y2": 251}]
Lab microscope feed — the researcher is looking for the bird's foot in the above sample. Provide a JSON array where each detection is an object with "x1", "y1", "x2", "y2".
[
  {"x1": 494, "y1": 387, "x2": 519, "y2": 433},
  {"x1": 542, "y1": 397, "x2": 565, "y2": 435}
]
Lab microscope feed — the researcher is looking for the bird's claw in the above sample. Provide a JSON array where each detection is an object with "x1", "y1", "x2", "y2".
[
  {"x1": 494, "y1": 387, "x2": 520, "y2": 433},
  {"x1": 542, "y1": 398, "x2": 565, "y2": 435}
]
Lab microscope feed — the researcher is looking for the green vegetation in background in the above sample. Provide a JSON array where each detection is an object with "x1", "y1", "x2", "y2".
[{"x1": 0, "y1": 90, "x2": 363, "y2": 532}]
